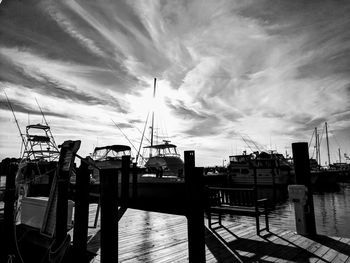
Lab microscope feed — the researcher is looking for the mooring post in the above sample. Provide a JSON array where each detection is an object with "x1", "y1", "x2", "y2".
[
  {"x1": 72, "y1": 157, "x2": 90, "y2": 261},
  {"x1": 121, "y1": 155, "x2": 130, "y2": 206},
  {"x1": 291, "y1": 142, "x2": 316, "y2": 236},
  {"x1": 185, "y1": 151, "x2": 206, "y2": 263},
  {"x1": 132, "y1": 163, "x2": 138, "y2": 200},
  {"x1": 55, "y1": 140, "x2": 80, "y2": 250},
  {"x1": 100, "y1": 168, "x2": 118, "y2": 262},
  {"x1": 2, "y1": 163, "x2": 17, "y2": 261}
]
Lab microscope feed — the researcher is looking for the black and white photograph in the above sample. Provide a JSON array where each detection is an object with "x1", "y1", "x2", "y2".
[{"x1": 0, "y1": 0, "x2": 350, "y2": 262}]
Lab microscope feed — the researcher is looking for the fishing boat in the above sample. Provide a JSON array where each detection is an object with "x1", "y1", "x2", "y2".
[
  {"x1": 227, "y1": 151, "x2": 294, "y2": 186},
  {"x1": 140, "y1": 78, "x2": 184, "y2": 179},
  {"x1": 143, "y1": 140, "x2": 184, "y2": 178},
  {"x1": 90, "y1": 144, "x2": 132, "y2": 182},
  {"x1": 16, "y1": 123, "x2": 60, "y2": 197}
]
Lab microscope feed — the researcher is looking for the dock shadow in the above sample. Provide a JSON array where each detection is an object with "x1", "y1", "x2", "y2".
[
  {"x1": 208, "y1": 224, "x2": 329, "y2": 262},
  {"x1": 310, "y1": 234, "x2": 350, "y2": 256},
  {"x1": 205, "y1": 226, "x2": 244, "y2": 263}
]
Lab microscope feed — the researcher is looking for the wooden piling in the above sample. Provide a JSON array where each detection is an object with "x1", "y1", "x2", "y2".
[
  {"x1": 132, "y1": 163, "x2": 138, "y2": 199},
  {"x1": 184, "y1": 151, "x2": 205, "y2": 263},
  {"x1": 121, "y1": 155, "x2": 130, "y2": 206},
  {"x1": 54, "y1": 140, "x2": 80, "y2": 250},
  {"x1": 72, "y1": 157, "x2": 90, "y2": 261},
  {"x1": 100, "y1": 168, "x2": 118, "y2": 262},
  {"x1": 2, "y1": 163, "x2": 18, "y2": 261},
  {"x1": 292, "y1": 142, "x2": 316, "y2": 236}
]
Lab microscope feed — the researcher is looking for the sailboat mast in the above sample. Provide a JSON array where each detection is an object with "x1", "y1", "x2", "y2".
[
  {"x1": 339, "y1": 148, "x2": 341, "y2": 163},
  {"x1": 325, "y1": 122, "x2": 331, "y2": 166},
  {"x1": 150, "y1": 78, "x2": 156, "y2": 148},
  {"x1": 315, "y1": 127, "x2": 318, "y2": 165}
]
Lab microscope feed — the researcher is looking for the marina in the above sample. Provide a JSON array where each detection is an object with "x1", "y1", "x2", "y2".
[{"x1": 1, "y1": 1, "x2": 350, "y2": 262}]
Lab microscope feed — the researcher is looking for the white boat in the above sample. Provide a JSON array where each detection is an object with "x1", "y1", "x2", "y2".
[
  {"x1": 143, "y1": 140, "x2": 184, "y2": 178},
  {"x1": 227, "y1": 151, "x2": 294, "y2": 186},
  {"x1": 91, "y1": 144, "x2": 132, "y2": 182}
]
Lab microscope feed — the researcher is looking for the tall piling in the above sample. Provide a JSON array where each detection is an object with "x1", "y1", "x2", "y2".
[
  {"x1": 121, "y1": 155, "x2": 130, "y2": 207},
  {"x1": 100, "y1": 168, "x2": 118, "y2": 262},
  {"x1": 184, "y1": 151, "x2": 205, "y2": 263},
  {"x1": 292, "y1": 142, "x2": 316, "y2": 236},
  {"x1": 2, "y1": 163, "x2": 17, "y2": 261},
  {"x1": 72, "y1": 157, "x2": 90, "y2": 261}
]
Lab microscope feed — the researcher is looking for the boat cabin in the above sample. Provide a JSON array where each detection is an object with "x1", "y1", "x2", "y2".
[{"x1": 92, "y1": 145, "x2": 132, "y2": 161}]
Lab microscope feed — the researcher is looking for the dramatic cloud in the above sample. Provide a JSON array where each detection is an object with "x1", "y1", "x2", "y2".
[{"x1": 1, "y1": 0, "x2": 349, "y2": 165}]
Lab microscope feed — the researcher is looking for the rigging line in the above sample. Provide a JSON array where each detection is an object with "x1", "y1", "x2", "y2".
[
  {"x1": 308, "y1": 129, "x2": 315, "y2": 150},
  {"x1": 136, "y1": 112, "x2": 150, "y2": 164},
  {"x1": 241, "y1": 136, "x2": 255, "y2": 153},
  {"x1": 134, "y1": 125, "x2": 151, "y2": 144},
  {"x1": 111, "y1": 119, "x2": 144, "y2": 162},
  {"x1": 246, "y1": 134, "x2": 262, "y2": 152}
]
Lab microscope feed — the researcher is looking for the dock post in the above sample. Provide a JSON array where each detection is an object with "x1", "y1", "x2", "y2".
[
  {"x1": 2, "y1": 163, "x2": 17, "y2": 262},
  {"x1": 132, "y1": 163, "x2": 138, "y2": 199},
  {"x1": 100, "y1": 168, "x2": 118, "y2": 262},
  {"x1": 121, "y1": 155, "x2": 130, "y2": 206},
  {"x1": 185, "y1": 151, "x2": 206, "y2": 263},
  {"x1": 291, "y1": 142, "x2": 316, "y2": 236},
  {"x1": 54, "y1": 140, "x2": 80, "y2": 251},
  {"x1": 72, "y1": 157, "x2": 90, "y2": 261}
]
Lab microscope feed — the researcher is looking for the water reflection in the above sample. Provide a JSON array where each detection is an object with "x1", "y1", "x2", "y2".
[{"x1": 227, "y1": 183, "x2": 350, "y2": 237}]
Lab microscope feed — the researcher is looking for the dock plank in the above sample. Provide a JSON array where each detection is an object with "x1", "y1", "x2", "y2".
[{"x1": 80, "y1": 204, "x2": 350, "y2": 263}]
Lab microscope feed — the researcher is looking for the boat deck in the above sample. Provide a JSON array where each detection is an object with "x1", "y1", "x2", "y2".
[{"x1": 84, "y1": 204, "x2": 350, "y2": 263}]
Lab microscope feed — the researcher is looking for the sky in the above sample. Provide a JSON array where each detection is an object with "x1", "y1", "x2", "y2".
[{"x1": 0, "y1": 0, "x2": 349, "y2": 166}]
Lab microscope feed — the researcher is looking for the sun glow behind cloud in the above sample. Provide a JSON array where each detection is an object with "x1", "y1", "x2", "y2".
[{"x1": 0, "y1": 0, "x2": 350, "y2": 165}]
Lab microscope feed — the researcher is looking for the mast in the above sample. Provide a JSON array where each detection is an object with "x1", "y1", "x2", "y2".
[
  {"x1": 317, "y1": 133, "x2": 321, "y2": 167},
  {"x1": 338, "y1": 148, "x2": 341, "y2": 163},
  {"x1": 150, "y1": 78, "x2": 156, "y2": 149},
  {"x1": 325, "y1": 122, "x2": 331, "y2": 166},
  {"x1": 315, "y1": 127, "x2": 318, "y2": 165}
]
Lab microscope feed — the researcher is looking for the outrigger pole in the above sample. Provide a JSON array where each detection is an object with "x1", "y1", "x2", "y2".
[
  {"x1": 111, "y1": 119, "x2": 145, "y2": 162},
  {"x1": 3, "y1": 89, "x2": 26, "y2": 153},
  {"x1": 150, "y1": 78, "x2": 157, "y2": 148}
]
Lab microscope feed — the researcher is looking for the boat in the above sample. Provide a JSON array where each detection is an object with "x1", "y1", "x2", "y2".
[
  {"x1": 140, "y1": 78, "x2": 184, "y2": 179},
  {"x1": 90, "y1": 144, "x2": 132, "y2": 182},
  {"x1": 227, "y1": 151, "x2": 294, "y2": 186},
  {"x1": 309, "y1": 122, "x2": 348, "y2": 186},
  {"x1": 143, "y1": 140, "x2": 184, "y2": 178},
  {"x1": 16, "y1": 123, "x2": 60, "y2": 198}
]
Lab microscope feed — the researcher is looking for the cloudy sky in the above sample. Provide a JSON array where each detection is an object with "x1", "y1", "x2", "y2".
[{"x1": 0, "y1": 0, "x2": 349, "y2": 166}]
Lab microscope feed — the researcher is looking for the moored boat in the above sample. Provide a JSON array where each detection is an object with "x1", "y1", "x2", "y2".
[{"x1": 227, "y1": 151, "x2": 294, "y2": 186}]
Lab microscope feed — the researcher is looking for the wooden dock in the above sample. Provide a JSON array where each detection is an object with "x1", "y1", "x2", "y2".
[{"x1": 83, "y1": 204, "x2": 350, "y2": 263}]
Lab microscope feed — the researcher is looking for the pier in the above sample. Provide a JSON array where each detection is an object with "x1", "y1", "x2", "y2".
[
  {"x1": 1, "y1": 143, "x2": 350, "y2": 262},
  {"x1": 84, "y1": 204, "x2": 350, "y2": 262}
]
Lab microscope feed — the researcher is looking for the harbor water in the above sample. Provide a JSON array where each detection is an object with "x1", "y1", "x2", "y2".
[{"x1": 226, "y1": 182, "x2": 350, "y2": 238}]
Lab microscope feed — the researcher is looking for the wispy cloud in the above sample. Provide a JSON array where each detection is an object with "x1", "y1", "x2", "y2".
[{"x1": 1, "y1": 0, "x2": 350, "y2": 164}]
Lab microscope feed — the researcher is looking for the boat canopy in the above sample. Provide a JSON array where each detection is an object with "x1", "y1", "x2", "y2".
[
  {"x1": 94, "y1": 145, "x2": 131, "y2": 153},
  {"x1": 27, "y1": 124, "x2": 50, "y2": 130},
  {"x1": 144, "y1": 143, "x2": 178, "y2": 149}
]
